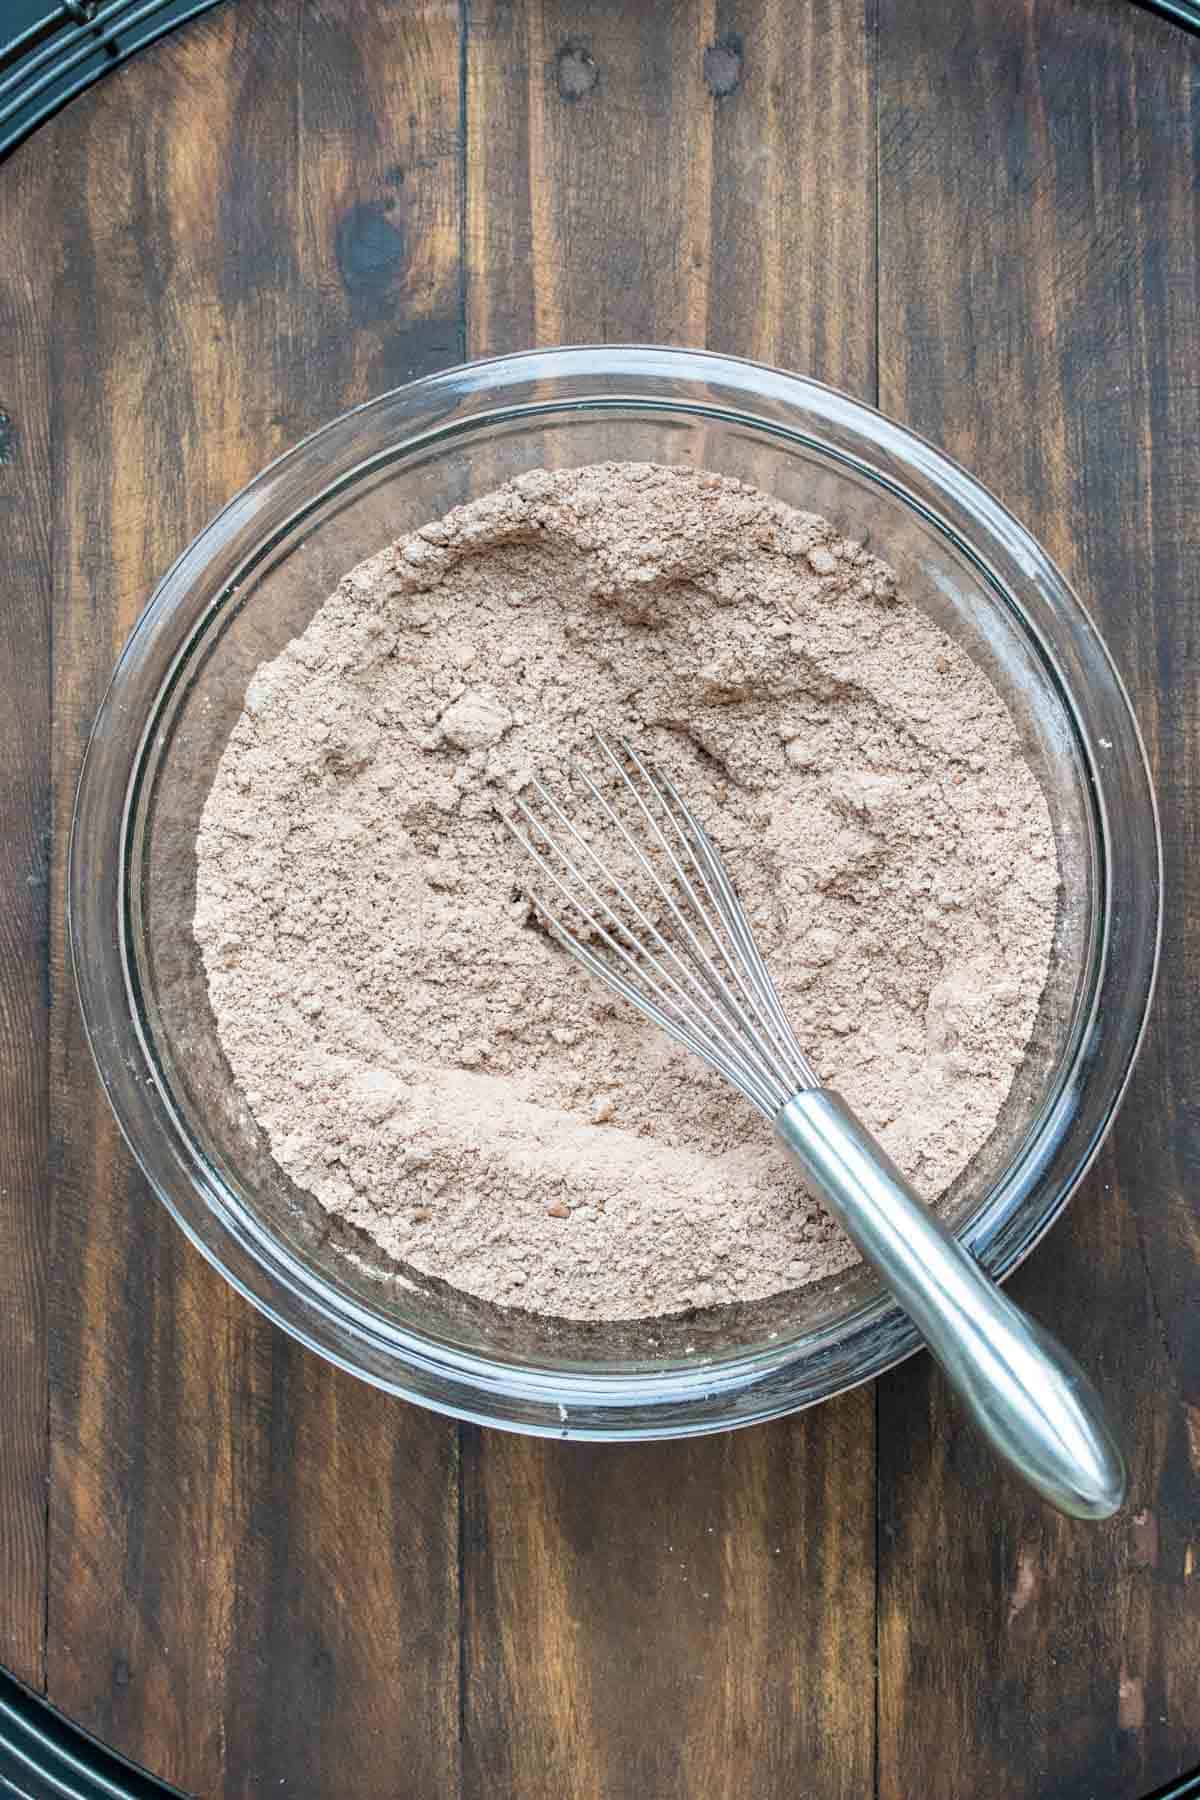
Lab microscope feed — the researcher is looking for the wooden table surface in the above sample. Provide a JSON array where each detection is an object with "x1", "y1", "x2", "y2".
[{"x1": 1, "y1": 1, "x2": 1198, "y2": 1795}]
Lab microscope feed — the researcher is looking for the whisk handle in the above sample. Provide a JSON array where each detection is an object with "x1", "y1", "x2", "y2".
[{"x1": 775, "y1": 1090, "x2": 1126, "y2": 1521}]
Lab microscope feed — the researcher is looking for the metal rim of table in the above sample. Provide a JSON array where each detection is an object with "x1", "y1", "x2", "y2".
[{"x1": 1, "y1": 1, "x2": 1198, "y2": 1796}]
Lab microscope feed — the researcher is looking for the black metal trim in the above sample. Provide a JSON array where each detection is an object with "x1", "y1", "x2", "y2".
[
  {"x1": 0, "y1": 1668, "x2": 187, "y2": 1798},
  {"x1": 0, "y1": 0, "x2": 226, "y2": 161},
  {"x1": 1147, "y1": 1772, "x2": 1200, "y2": 1800},
  {"x1": 1133, "y1": 0, "x2": 1200, "y2": 27}
]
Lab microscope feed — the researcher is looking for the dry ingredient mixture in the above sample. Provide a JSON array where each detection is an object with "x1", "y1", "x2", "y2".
[{"x1": 194, "y1": 463, "x2": 1059, "y2": 1321}]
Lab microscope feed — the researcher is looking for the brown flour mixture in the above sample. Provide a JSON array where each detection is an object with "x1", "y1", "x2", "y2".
[{"x1": 194, "y1": 463, "x2": 1058, "y2": 1321}]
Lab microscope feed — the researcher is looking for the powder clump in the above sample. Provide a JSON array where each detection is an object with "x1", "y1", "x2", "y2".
[{"x1": 194, "y1": 463, "x2": 1059, "y2": 1321}]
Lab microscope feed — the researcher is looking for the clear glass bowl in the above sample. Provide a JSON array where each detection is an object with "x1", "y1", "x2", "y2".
[{"x1": 70, "y1": 347, "x2": 1160, "y2": 1437}]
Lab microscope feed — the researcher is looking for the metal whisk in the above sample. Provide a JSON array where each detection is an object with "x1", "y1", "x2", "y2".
[{"x1": 503, "y1": 734, "x2": 1126, "y2": 1521}]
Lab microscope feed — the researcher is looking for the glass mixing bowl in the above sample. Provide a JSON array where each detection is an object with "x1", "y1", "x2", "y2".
[{"x1": 70, "y1": 347, "x2": 1160, "y2": 1437}]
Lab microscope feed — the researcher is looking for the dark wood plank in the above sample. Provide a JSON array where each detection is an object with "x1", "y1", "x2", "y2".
[
  {"x1": 704, "y1": 0, "x2": 876, "y2": 392},
  {"x1": 0, "y1": 136, "x2": 54, "y2": 1695},
  {"x1": 467, "y1": 0, "x2": 874, "y2": 376},
  {"x1": 463, "y1": 1422, "x2": 875, "y2": 1800},
  {"x1": 463, "y1": 6, "x2": 877, "y2": 1797},
  {"x1": 44, "y1": 3, "x2": 463, "y2": 1793},
  {"x1": 877, "y1": 2, "x2": 1200, "y2": 1795},
  {"x1": 467, "y1": 0, "x2": 712, "y2": 350}
]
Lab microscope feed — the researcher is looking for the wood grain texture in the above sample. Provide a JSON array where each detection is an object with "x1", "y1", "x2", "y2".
[
  {"x1": 0, "y1": 138, "x2": 54, "y2": 1694},
  {"x1": 704, "y1": 0, "x2": 876, "y2": 392},
  {"x1": 467, "y1": 0, "x2": 714, "y2": 350},
  {"x1": 466, "y1": 0, "x2": 875, "y2": 386},
  {"x1": 876, "y1": 1, "x2": 1200, "y2": 1795},
  {"x1": 43, "y1": 3, "x2": 462, "y2": 1793},
  {"x1": 463, "y1": 6, "x2": 878, "y2": 1796},
  {"x1": 462, "y1": 1420, "x2": 875, "y2": 1800}
]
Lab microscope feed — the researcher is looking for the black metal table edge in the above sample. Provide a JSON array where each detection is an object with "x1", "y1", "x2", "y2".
[
  {"x1": 0, "y1": 0, "x2": 227, "y2": 163},
  {"x1": 1135, "y1": 0, "x2": 1200, "y2": 27},
  {"x1": 2, "y1": 0, "x2": 1199, "y2": 1797},
  {"x1": 0, "y1": 1670, "x2": 186, "y2": 1800}
]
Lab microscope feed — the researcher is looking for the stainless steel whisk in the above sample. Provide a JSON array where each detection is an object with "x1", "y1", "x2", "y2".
[{"x1": 504, "y1": 733, "x2": 1125, "y2": 1521}]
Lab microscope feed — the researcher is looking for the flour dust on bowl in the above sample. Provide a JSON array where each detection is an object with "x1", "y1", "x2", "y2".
[{"x1": 70, "y1": 348, "x2": 1160, "y2": 1438}]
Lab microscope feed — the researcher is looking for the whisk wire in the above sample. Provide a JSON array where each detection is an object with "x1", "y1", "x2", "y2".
[
  {"x1": 517, "y1": 778, "x2": 783, "y2": 1106},
  {"x1": 616, "y1": 740, "x2": 818, "y2": 1091},
  {"x1": 590, "y1": 737, "x2": 784, "y2": 1057},
  {"x1": 537, "y1": 909, "x2": 783, "y2": 1113},
  {"x1": 505, "y1": 803, "x2": 785, "y2": 1115},
  {"x1": 502, "y1": 737, "x2": 821, "y2": 1117},
  {"x1": 569, "y1": 756, "x2": 787, "y2": 1098},
  {"x1": 647, "y1": 758, "x2": 817, "y2": 1088}
]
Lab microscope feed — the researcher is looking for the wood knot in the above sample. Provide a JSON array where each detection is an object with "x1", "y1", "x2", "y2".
[
  {"x1": 556, "y1": 43, "x2": 598, "y2": 102},
  {"x1": 335, "y1": 202, "x2": 406, "y2": 298},
  {"x1": 704, "y1": 34, "x2": 744, "y2": 98}
]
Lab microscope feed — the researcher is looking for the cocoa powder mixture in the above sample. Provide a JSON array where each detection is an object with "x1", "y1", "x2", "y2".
[{"x1": 194, "y1": 463, "x2": 1058, "y2": 1321}]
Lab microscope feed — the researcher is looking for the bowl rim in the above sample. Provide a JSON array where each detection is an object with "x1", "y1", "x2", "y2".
[{"x1": 69, "y1": 344, "x2": 1163, "y2": 1438}]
